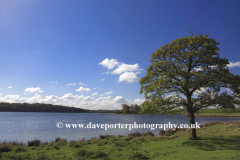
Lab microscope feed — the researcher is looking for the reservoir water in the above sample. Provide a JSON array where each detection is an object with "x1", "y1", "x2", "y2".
[{"x1": 0, "y1": 112, "x2": 239, "y2": 144}]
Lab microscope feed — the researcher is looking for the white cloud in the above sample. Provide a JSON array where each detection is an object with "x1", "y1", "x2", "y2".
[
  {"x1": 99, "y1": 58, "x2": 119, "y2": 69},
  {"x1": 112, "y1": 63, "x2": 141, "y2": 74},
  {"x1": 99, "y1": 58, "x2": 143, "y2": 83},
  {"x1": 0, "y1": 93, "x2": 2, "y2": 96},
  {"x1": 100, "y1": 91, "x2": 114, "y2": 96},
  {"x1": 0, "y1": 93, "x2": 137, "y2": 110},
  {"x1": 61, "y1": 93, "x2": 77, "y2": 100},
  {"x1": 113, "y1": 96, "x2": 131, "y2": 104},
  {"x1": 91, "y1": 92, "x2": 99, "y2": 96},
  {"x1": 8, "y1": 86, "x2": 12, "y2": 89},
  {"x1": 118, "y1": 72, "x2": 140, "y2": 83},
  {"x1": 73, "y1": 82, "x2": 76, "y2": 86},
  {"x1": 50, "y1": 81, "x2": 58, "y2": 83},
  {"x1": 228, "y1": 62, "x2": 240, "y2": 68},
  {"x1": 24, "y1": 87, "x2": 44, "y2": 93},
  {"x1": 100, "y1": 79, "x2": 105, "y2": 81},
  {"x1": 133, "y1": 99, "x2": 145, "y2": 105},
  {"x1": 76, "y1": 87, "x2": 91, "y2": 92}
]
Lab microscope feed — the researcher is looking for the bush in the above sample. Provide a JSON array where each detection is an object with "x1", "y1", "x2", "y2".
[
  {"x1": 97, "y1": 139, "x2": 108, "y2": 146},
  {"x1": 76, "y1": 149, "x2": 108, "y2": 159},
  {"x1": 8, "y1": 141, "x2": 24, "y2": 146},
  {"x1": 0, "y1": 143, "x2": 12, "y2": 152},
  {"x1": 27, "y1": 139, "x2": 41, "y2": 147},
  {"x1": 92, "y1": 150, "x2": 107, "y2": 159},
  {"x1": 143, "y1": 131, "x2": 154, "y2": 137},
  {"x1": 68, "y1": 141, "x2": 76, "y2": 147},
  {"x1": 128, "y1": 132, "x2": 142, "y2": 137},
  {"x1": 129, "y1": 151, "x2": 149, "y2": 159},
  {"x1": 164, "y1": 129, "x2": 177, "y2": 136},
  {"x1": 15, "y1": 146, "x2": 27, "y2": 152},
  {"x1": 124, "y1": 136, "x2": 133, "y2": 141},
  {"x1": 113, "y1": 140, "x2": 126, "y2": 147},
  {"x1": 55, "y1": 137, "x2": 67, "y2": 142},
  {"x1": 204, "y1": 121, "x2": 219, "y2": 127},
  {"x1": 53, "y1": 145, "x2": 60, "y2": 149},
  {"x1": 158, "y1": 129, "x2": 165, "y2": 136},
  {"x1": 100, "y1": 135, "x2": 113, "y2": 139}
]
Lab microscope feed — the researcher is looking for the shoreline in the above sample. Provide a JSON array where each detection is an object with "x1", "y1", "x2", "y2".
[{"x1": 1, "y1": 121, "x2": 240, "y2": 159}]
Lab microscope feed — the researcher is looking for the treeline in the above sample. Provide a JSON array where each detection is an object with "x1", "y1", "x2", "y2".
[
  {"x1": 0, "y1": 102, "x2": 90, "y2": 113},
  {"x1": 116, "y1": 104, "x2": 142, "y2": 114}
]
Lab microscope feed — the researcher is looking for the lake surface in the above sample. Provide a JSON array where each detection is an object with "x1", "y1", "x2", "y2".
[{"x1": 0, "y1": 112, "x2": 239, "y2": 144}]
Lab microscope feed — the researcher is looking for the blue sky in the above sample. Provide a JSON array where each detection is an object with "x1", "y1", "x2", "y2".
[{"x1": 0, "y1": 0, "x2": 240, "y2": 110}]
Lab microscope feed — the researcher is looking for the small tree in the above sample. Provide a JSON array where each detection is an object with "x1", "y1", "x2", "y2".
[
  {"x1": 131, "y1": 104, "x2": 142, "y2": 113},
  {"x1": 139, "y1": 32, "x2": 240, "y2": 140},
  {"x1": 121, "y1": 104, "x2": 130, "y2": 113}
]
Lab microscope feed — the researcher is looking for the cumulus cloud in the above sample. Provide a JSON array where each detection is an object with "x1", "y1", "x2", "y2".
[
  {"x1": 118, "y1": 72, "x2": 140, "y2": 83},
  {"x1": 112, "y1": 63, "x2": 141, "y2": 74},
  {"x1": 100, "y1": 91, "x2": 114, "y2": 96},
  {"x1": 113, "y1": 96, "x2": 131, "y2": 104},
  {"x1": 8, "y1": 86, "x2": 12, "y2": 89},
  {"x1": 99, "y1": 58, "x2": 119, "y2": 70},
  {"x1": 228, "y1": 62, "x2": 240, "y2": 68},
  {"x1": 99, "y1": 58, "x2": 143, "y2": 83},
  {"x1": 100, "y1": 79, "x2": 105, "y2": 81},
  {"x1": 0, "y1": 93, "x2": 140, "y2": 110},
  {"x1": 134, "y1": 99, "x2": 145, "y2": 105},
  {"x1": 76, "y1": 87, "x2": 91, "y2": 92},
  {"x1": 24, "y1": 87, "x2": 44, "y2": 93},
  {"x1": 91, "y1": 92, "x2": 99, "y2": 96},
  {"x1": 0, "y1": 93, "x2": 2, "y2": 96}
]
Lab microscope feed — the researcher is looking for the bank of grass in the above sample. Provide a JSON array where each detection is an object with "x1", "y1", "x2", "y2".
[
  {"x1": 0, "y1": 121, "x2": 240, "y2": 160},
  {"x1": 181, "y1": 108, "x2": 240, "y2": 117}
]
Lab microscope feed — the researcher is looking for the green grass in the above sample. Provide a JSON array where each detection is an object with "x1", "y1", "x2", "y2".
[
  {"x1": 0, "y1": 121, "x2": 240, "y2": 159},
  {"x1": 181, "y1": 108, "x2": 240, "y2": 117}
]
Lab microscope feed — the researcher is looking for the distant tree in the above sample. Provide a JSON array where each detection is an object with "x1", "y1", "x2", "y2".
[
  {"x1": 131, "y1": 104, "x2": 142, "y2": 113},
  {"x1": 121, "y1": 104, "x2": 130, "y2": 113},
  {"x1": 0, "y1": 102, "x2": 89, "y2": 113},
  {"x1": 139, "y1": 32, "x2": 240, "y2": 140}
]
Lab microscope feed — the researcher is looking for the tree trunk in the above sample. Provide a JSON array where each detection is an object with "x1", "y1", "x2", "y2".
[{"x1": 188, "y1": 109, "x2": 198, "y2": 140}]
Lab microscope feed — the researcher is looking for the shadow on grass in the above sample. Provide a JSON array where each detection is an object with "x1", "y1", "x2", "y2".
[{"x1": 181, "y1": 136, "x2": 240, "y2": 151}]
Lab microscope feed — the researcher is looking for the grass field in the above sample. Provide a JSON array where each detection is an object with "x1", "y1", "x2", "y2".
[
  {"x1": 0, "y1": 121, "x2": 240, "y2": 160},
  {"x1": 181, "y1": 108, "x2": 240, "y2": 117}
]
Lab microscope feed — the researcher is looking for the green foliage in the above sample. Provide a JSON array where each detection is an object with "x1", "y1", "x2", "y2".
[
  {"x1": 129, "y1": 151, "x2": 149, "y2": 159},
  {"x1": 139, "y1": 32, "x2": 240, "y2": 139},
  {"x1": 0, "y1": 102, "x2": 90, "y2": 113},
  {"x1": 15, "y1": 146, "x2": 27, "y2": 152},
  {"x1": 120, "y1": 103, "x2": 142, "y2": 114},
  {"x1": 27, "y1": 139, "x2": 41, "y2": 147},
  {"x1": 140, "y1": 32, "x2": 240, "y2": 114},
  {"x1": 143, "y1": 131, "x2": 155, "y2": 137},
  {"x1": 0, "y1": 143, "x2": 12, "y2": 152}
]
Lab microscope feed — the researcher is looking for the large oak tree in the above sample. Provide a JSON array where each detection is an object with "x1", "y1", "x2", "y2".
[{"x1": 139, "y1": 33, "x2": 240, "y2": 140}]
